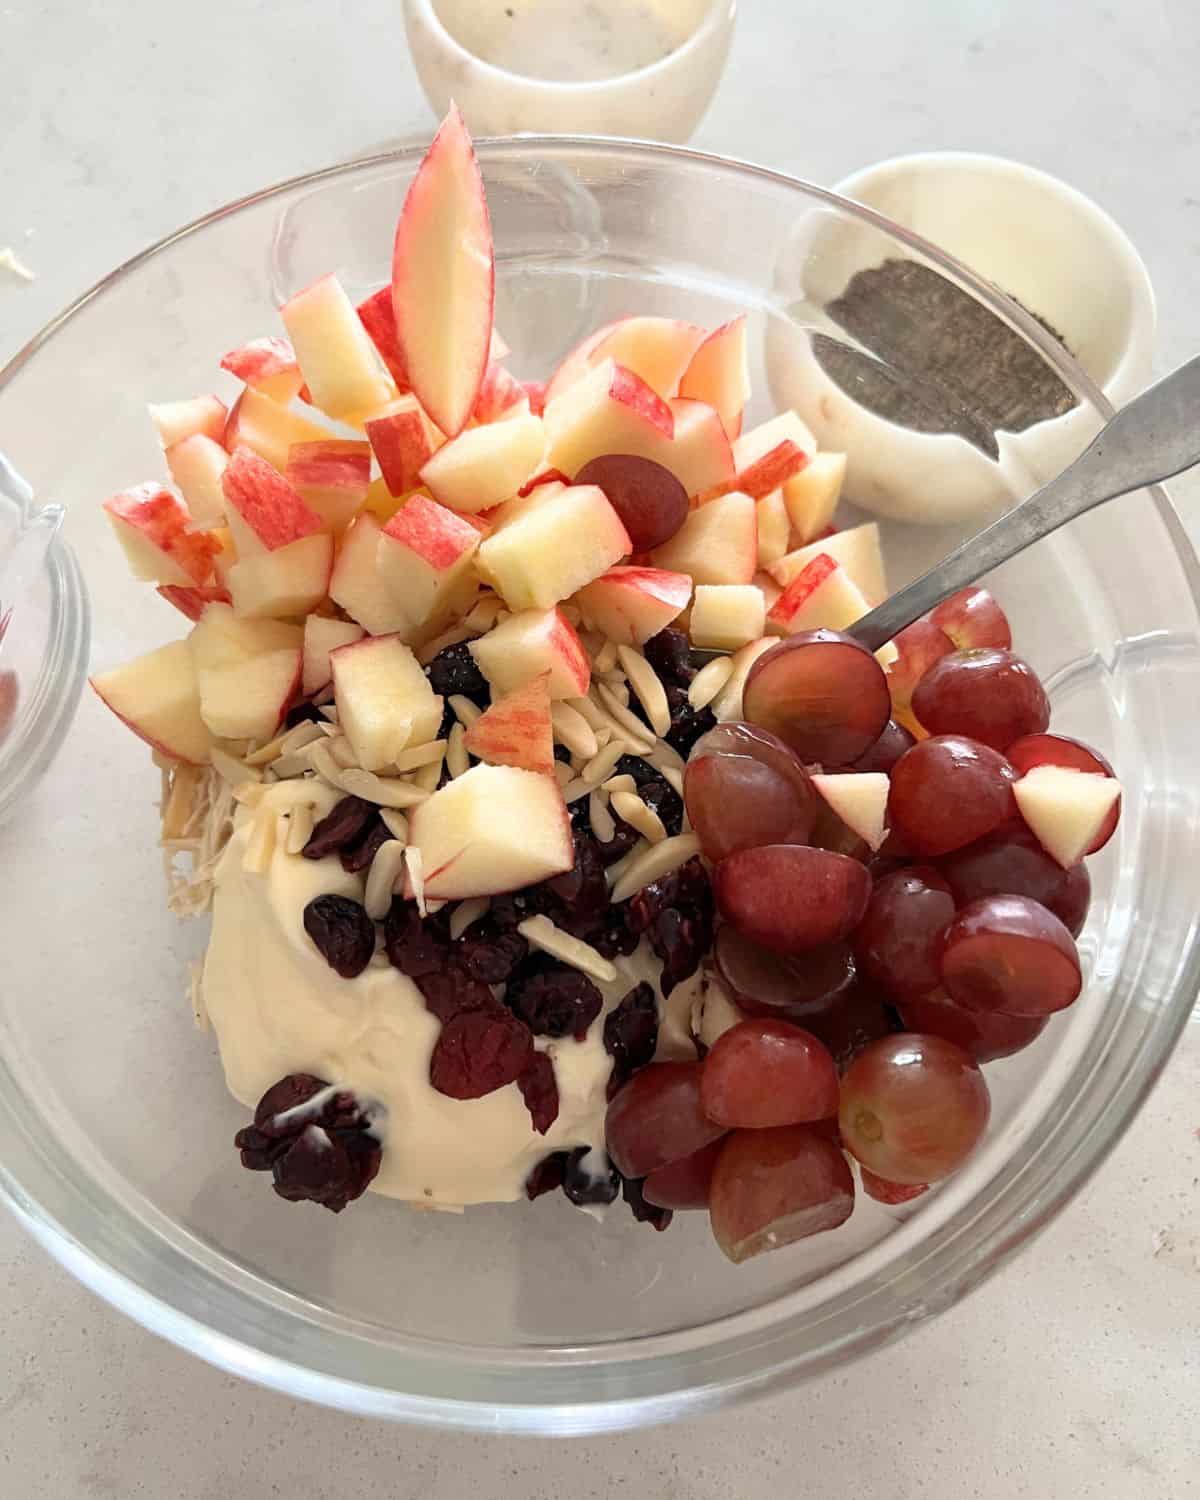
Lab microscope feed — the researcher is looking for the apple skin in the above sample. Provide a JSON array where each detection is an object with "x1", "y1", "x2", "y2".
[
  {"x1": 678, "y1": 315, "x2": 750, "y2": 440},
  {"x1": 575, "y1": 566, "x2": 693, "y2": 646}
]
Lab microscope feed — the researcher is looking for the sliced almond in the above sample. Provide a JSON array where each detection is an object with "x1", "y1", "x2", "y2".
[
  {"x1": 517, "y1": 914, "x2": 618, "y2": 984},
  {"x1": 448, "y1": 694, "x2": 483, "y2": 728},
  {"x1": 618, "y1": 645, "x2": 671, "y2": 739},
  {"x1": 588, "y1": 787, "x2": 615, "y2": 844},
  {"x1": 601, "y1": 773, "x2": 638, "y2": 795},
  {"x1": 446, "y1": 722, "x2": 470, "y2": 778},
  {"x1": 380, "y1": 808, "x2": 410, "y2": 843},
  {"x1": 365, "y1": 838, "x2": 408, "y2": 919},
  {"x1": 392, "y1": 738, "x2": 449, "y2": 773},
  {"x1": 592, "y1": 638, "x2": 619, "y2": 674},
  {"x1": 687, "y1": 654, "x2": 735, "y2": 711},
  {"x1": 405, "y1": 845, "x2": 427, "y2": 917},
  {"x1": 285, "y1": 804, "x2": 315, "y2": 854},
  {"x1": 449, "y1": 895, "x2": 489, "y2": 940},
  {"x1": 550, "y1": 699, "x2": 599, "y2": 760},
  {"x1": 609, "y1": 832, "x2": 703, "y2": 903},
  {"x1": 580, "y1": 739, "x2": 627, "y2": 786},
  {"x1": 610, "y1": 790, "x2": 668, "y2": 845}
]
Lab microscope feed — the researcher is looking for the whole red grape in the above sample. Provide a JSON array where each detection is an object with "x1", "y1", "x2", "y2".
[
  {"x1": 912, "y1": 647, "x2": 1050, "y2": 751},
  {"x1": 887, "y1": 735, "x2": 1017, "y2": 856}
]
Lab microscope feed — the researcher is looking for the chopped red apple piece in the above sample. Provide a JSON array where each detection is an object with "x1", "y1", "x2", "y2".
[
  {"x1": 767, "y1": 554, "x2": 870, "y2": 634},
  {"x1": 356, "y1": 286, "x2": 410, "y2": 390},
  {"x1": 285, "y1": 439, "x2": 371, "y2": 532},
  {"x1": 678, "y1": 316, "x2": 750, "y2": 440},
  {"x1": 223, "y1": 386, "x2": 331, "y2": 472},
  {"x1": 377, "y1": 495, "x2": 482, "y2": 638},
  {"x1": 782, "y1": 451, "x2": 846, "y2": 543},
  {"x1": 542, "y1": 319, "x2": 623, "y2": 408},
  {"x1": 690, "y1": 584, "x2": 767, "y2": 650},
  {"x1": 472, "y1": 361, "x2": 529, "y2": 424},
  {"x1": 90, "y1": 640, "x2": 214, "y2": 764},
  {"x1": 727, "y1": 411, "x2": 816, "y2": 499},
  {"x1": 328, "y1": 512, "x2": 413, "y2": 635},
  {"x1": 226, "y1": 533, "x2": 333, "y2": 619},
  {"x1": 157, "y1": 583, "x2": 232, "y2": 622},
  {"x1": 331, "y1": 632, "x2": 443, "y2": 769},
  {"x1": 755, "y1": 489, "x2": 791, "y2": 568},
  {"x1": 362, "y1": 476, "x2": 409, "y2": 523},
  {"x1": 418, "y1": 411, "x2": 545, "y2": 512},
  {"x1": 650, "y1": 490, "x2": 757, "y2": 585},
  {"x1": 463, "y1": 675, "x2": 554, "y2": 774},
  {"x1": 391, "y1": 104, "x2": 494, "y2": 438},
  {"x1": 148, "y1": 395, "x2": 228, "y2": 449},
  {"x1": 189, "y1": 604, "x2": 302, "y2": 741},
  {"x1": 543, "y1": 358, "x2": 674, "y2": 478},
  {"x1": 408, "y1": 763, "x2": 573, "y2": 900},
  {"x1": 575, "y1": 566, "x2": 692, "y2": 646},
  {"x1": 811, "y1": 772, "x2": 890, "y2": 852},
  {"x1": 663, "y1": 397, "x2": 736, "y2": 497},
  {"x1": 302, "y1": 615, "x2": 365, "y2": 697},
  {"x1": 468, "y1": 606, "x2": 590, "y2": 699},
  {"x1": 366, "y1": 395, "x2": 444, "y2": 497},
  {"x1": 221, "y1": 447, "x2": 323, "y2": 560},
  {"x1": 164, "y1": 434, "x2": 229, "y2": 528},
  {"x1": 770, "y1": 520, "x2": 886, "y2": 605},
  {"x1": 587, "y1": 316, "x2": 707, "y2": 399},
  {"x1": 219, "y1": 336, "x2": 304, "y2": 404},
  {"x1": 103, "y1": 484, "x2": 220, "y2": 587},
  {"x1": 280, "y1": 272, "x2": 393, "y2": 420},
  {"x1": 477, "y1": 481, "x2": 631, "y2": 611},
  {"x1": 1013, "y1": 765, "x2": 1123, "y2": 868}
]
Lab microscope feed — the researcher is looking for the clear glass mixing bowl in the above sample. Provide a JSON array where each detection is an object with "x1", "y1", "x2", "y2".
[{"x1": 0, "y1": 140, "x2": 1197, "y2": 1435}]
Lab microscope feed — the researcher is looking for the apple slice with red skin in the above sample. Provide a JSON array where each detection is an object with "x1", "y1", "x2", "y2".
[
  {"x1": 285, "y1": 440, "x2": 371, "y2": 533},
  {"x1": 677, "y1": 316, "x2": 750, "y2": 440},
  {"x1": 148, "y1": 395, "x2": 227, "y2": 449},
  {"x1": 90, "y1": 639, "x2": 214, "y2": 764},
  {"x1": 575, "y1": 566, "x2": 692, "y2": 646},
  {"x1": 103, "y1": 484, "x2": 220, "y2": 587},
  {"x1": 468, "y1": 606, "x2": 590, "y2": 699},
  {"x1": 219, "y1": 336, "x2": 304, "y2": 404},
  {"x1": 221, "y1": 447, "x2": 324, "y2": 560},
  {"x1": 463, "y1": 674, "x2": 555, "y2": 775}
]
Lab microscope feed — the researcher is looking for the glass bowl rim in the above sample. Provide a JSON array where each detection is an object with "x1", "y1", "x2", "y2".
[{"x1": 2, "y1": 135, "x2": 1198, "y2": 1434}]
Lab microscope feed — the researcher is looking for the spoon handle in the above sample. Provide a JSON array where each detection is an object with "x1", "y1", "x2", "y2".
[{"x1": 848, "y1": 355, "x2": 1200, "y2": 652}]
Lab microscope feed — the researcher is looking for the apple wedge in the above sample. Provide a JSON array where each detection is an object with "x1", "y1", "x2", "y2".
[
  {"x1": 223, "y1": 386, "x2": 331, "y2": 472},
  {"x1": 331, "y1": 632, "x2": 443, "y2": 770},
  {"x1": 366, "y1": 395, "x2": 444, "y2": 497},
  {"x1": 463, "y1": 675, "x2": 555, "y2": 774},
  {"x1": 588, "y1": 316, "x2": 707, "y2": 399},
  {"x1": 302, "y1": 615, "x2": 365, "y2": 697},
  {"x1": 377, "y1": 494, "x2": 482, "y2": 639},
  {"x1": 356, "y1": 286, "x2": 410, "y2": 390},
  {"x1": 103, "y1": 484, "x2": 220, "y2": 587},
  {"x1": 90, "y1": 639, "x2": 214, "y2": 764},
  {"x1": 189, "y1": 604, "x2": 302, "y2": 741},
  {"x1": 767, "y1": 554, "x2": 870, "y2": 634},
  {"x1": 726, "y1": 411, "x2": 817, "y2": 499},
  {"x1": 574, "y1": 566, "x2": 692, "y2": 646},
  {"x1": 164, "y1": 434, "x2": 229, "y2": 528},
  {"x1": 756, "y1": 488, "x2": 791, "y2": 568},
  {"x1": 285, "y1": 439, "x2": 371, "y2": 532},
  {"x1": 227, "y1": 533, "x2": 333, "y2": 619},
  {"x1": 391, "y1": 105, "x2": 494, "y2": 438},
  {"x1": 690, "y1": 584, "x2": 767, "y2": 650},
  {"x1": 220, "y1": 336, "x2": 305, "y2": 404},
  {"x1": 769, "y1": 521, "x2": 886, "y2": 605},
  {"x1": 468, "y1": 606, "x2": 590, "y2": 700},
  {"x1": 280, "y1": 272, "x2": 393, "y2": 420},
  {"x1": 329, "y1": 512, "x2": 415, "y2": 635},
  {"x1": 662, "y1": 397, "x2": 736, "y2": 497},
  {"x1": 148, "y1": 395, "x2": 228, "y2": 449},
  {"x1": 811, "y1": 772, "x2": 890, "y2": 852},
  {"x1": 418, "y1": 411, "x2": 545, "y2": 512},
  {"x1": 221, "y1": 447, "x2": 324, "y2": 561},
  {"x1": 782, "y1": 451, "x2": 846, "y2": 543},
  {"x1": 678, "y1": 316, "x2": 750, "y2": 440},
  {"x1": 542, "y1": 319, "x2": 622, "y2": 408},
  {"x1": 408, "y1": 763, "x2": 573, "y2": 900},
  {"x1": 650, "y1": 490, "x2": 757, "y2": 585},
  {"x1": 157, "y1": 583, "x2": 232, "y2": 622},
  {"x1": 477, "y1": 481, "x2": 631, "y2": 611},
  {"x1": 543, "y1": 358, "x2": 675, "y2": 478},
  {"x1": 1013, "y1": 765, "x2": 1123, "y2": 868},
  {"x1": 472, "y1": 361, "x2": 529, "y2": 424}
]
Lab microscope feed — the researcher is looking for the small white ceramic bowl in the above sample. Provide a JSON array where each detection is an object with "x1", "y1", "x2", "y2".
[
  {"x1": 403, "y1": 0, "x2": 736, "y2": 142},
  {"x1": 767, "y1": 152, "x2": 1156, "y2": 526}
]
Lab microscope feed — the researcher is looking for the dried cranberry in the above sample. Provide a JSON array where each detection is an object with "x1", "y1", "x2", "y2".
[
  {"x1": 424, "y1": 640, "x2": 489, "y2": 703},
  {"x1": 303, "y1": 796, "x2": 377, "y2": 861},
  {"x1": 562, "y1": 1146, "x2": 620, "y2": 1206},
  {"x1": 489, "y1": 888, "x2": 553, "y2": 930},
  {"x1": 596, "y1": 817, "x2": 641, "y2": 866},
  {"x1": 517, "y1": 1051, "x2": 560, "y2": 1134},
  {"x1": 622, "y1": 1174, "x2": 674, "y2": 1231},
  {"x1": 430, "y1": 1006, "x2": 534, "y2": 1099},
  {"x1": 303, "y1": 894, "x2": 376, "y2": 978},
  {"x1": 643, "y1": 628, "x2": 694, "y2": 687},
  {"x1": 545, "y1": 829, "x2": 609, "y2": 915},
  {"x1": 414, "y1": 968, "x2": 499, "y2": 1024},
  {"x1": 384, "y1": 900, "x2": 451, "y2": 977},
  {"x1": 603, "y1": 982, "x2": 659, "y2": 1097},
  {"x1": 640, "y1": 777, "x2": 684, "y2": 837},
  {"x1": 649, "y1": 907, "x2": 710, "y2": 996},
  {"x1": 664, "y1": 686, "x2": 716, "y2": 756},
  {"x1": 627, "y1": 857, "x2": 712, "y2": 935},
  {"x1": 341, "y1": 816, "x2": 390, "y2": 873},
  {"x1": 526, "y1": 1152, "x2": 568, "y2": 1200},
  {"x1": 284, "y1": 699, "x2": 325, "y2": 729},
  {"x1": 455, "y1": 919, "x2": 529, "y2": 983},
  {"x1": 505, "y1": 957, "x2": 603, "y2": 1039},
  {"x1": 234, "y1": 1073, "x2": 382, "y2": 1213}
]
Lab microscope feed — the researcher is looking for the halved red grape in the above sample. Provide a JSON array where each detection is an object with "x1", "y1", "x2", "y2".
[
  {"x1": 700, "y1": 1019, "x2": 839, "y2": 1128},
  {"x1": 684, "y1": 753, "x2": 815, "y2": 863},
  {"x1": 849, "y1": 718, "x2": 917, "y2": 774},
  {"x1": 642, "y1": 1137, "x2": 726, "y2": 1209},
  {"x1": 803, "y1": 981, "x2": 897, "y2": 1073},
  {"x1": 714, "y1": 925, "x2": 858, "y2": 1023},
  {"x1": 929, "y1": 586, "x2": 1012, "y2": 651},
  {"x1": 1007, "y1": 732, "x2": 1120, "y2": 854},
  {"x1": 940, "y1": 894, "x2": 1082, "y2": 1016},
  {"x1": 859, "y1": 1167, "x2": 930, "y2": 1205},
  {"x1": 713, "y1": 845, "x2": 872, "y2": 955},
  {"x1": 912, "y1": 648, "x2": 1050, "y2": 751},
  {"x1": 838, "y1": 1033, "x2": 990, "y2": 1183},
  {"x1": 854, "y1": 866, "x2": 956, "y2": 1000},
  {"x1": 743, "y1": 630, "x2": 891, "y2": 764},
  {"x1": 690, "y1": 721, "x2": 817, "y2": 798},
  {"x1": 708, "y1": 1125, "x2": 855, "y2": 1263},
  {"x1": 899, "y1": 988, "x2": 1048, "y2": 1062},
  {"x1": 888, "y1": 735, "x2": 1017, "y2": 856},
  {"x1": 574, "y1": 454, "x2": 689, "y2": 551},
  {"x1": 605, "y1": 1061, "x2": 728, "y2": 1178},
  {"x1": 938, "y1": 828, "x2": 1091, "y2": 936},
  {"x1": 886, "y1": 618, "x2": 955, "y2": 734},
  {"x1": 808, "y1": 797, "x2": 871, "y2": 863}
]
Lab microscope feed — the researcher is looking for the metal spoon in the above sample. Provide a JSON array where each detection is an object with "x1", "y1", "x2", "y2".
[{"x1": 848, "y1": 355, "x2": 1200, "y2": 652}]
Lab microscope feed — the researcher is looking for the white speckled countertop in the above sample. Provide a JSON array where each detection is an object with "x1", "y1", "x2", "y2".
[{"x1": 2, "y1": 1, "x2": 1198, "y2": 1493}]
